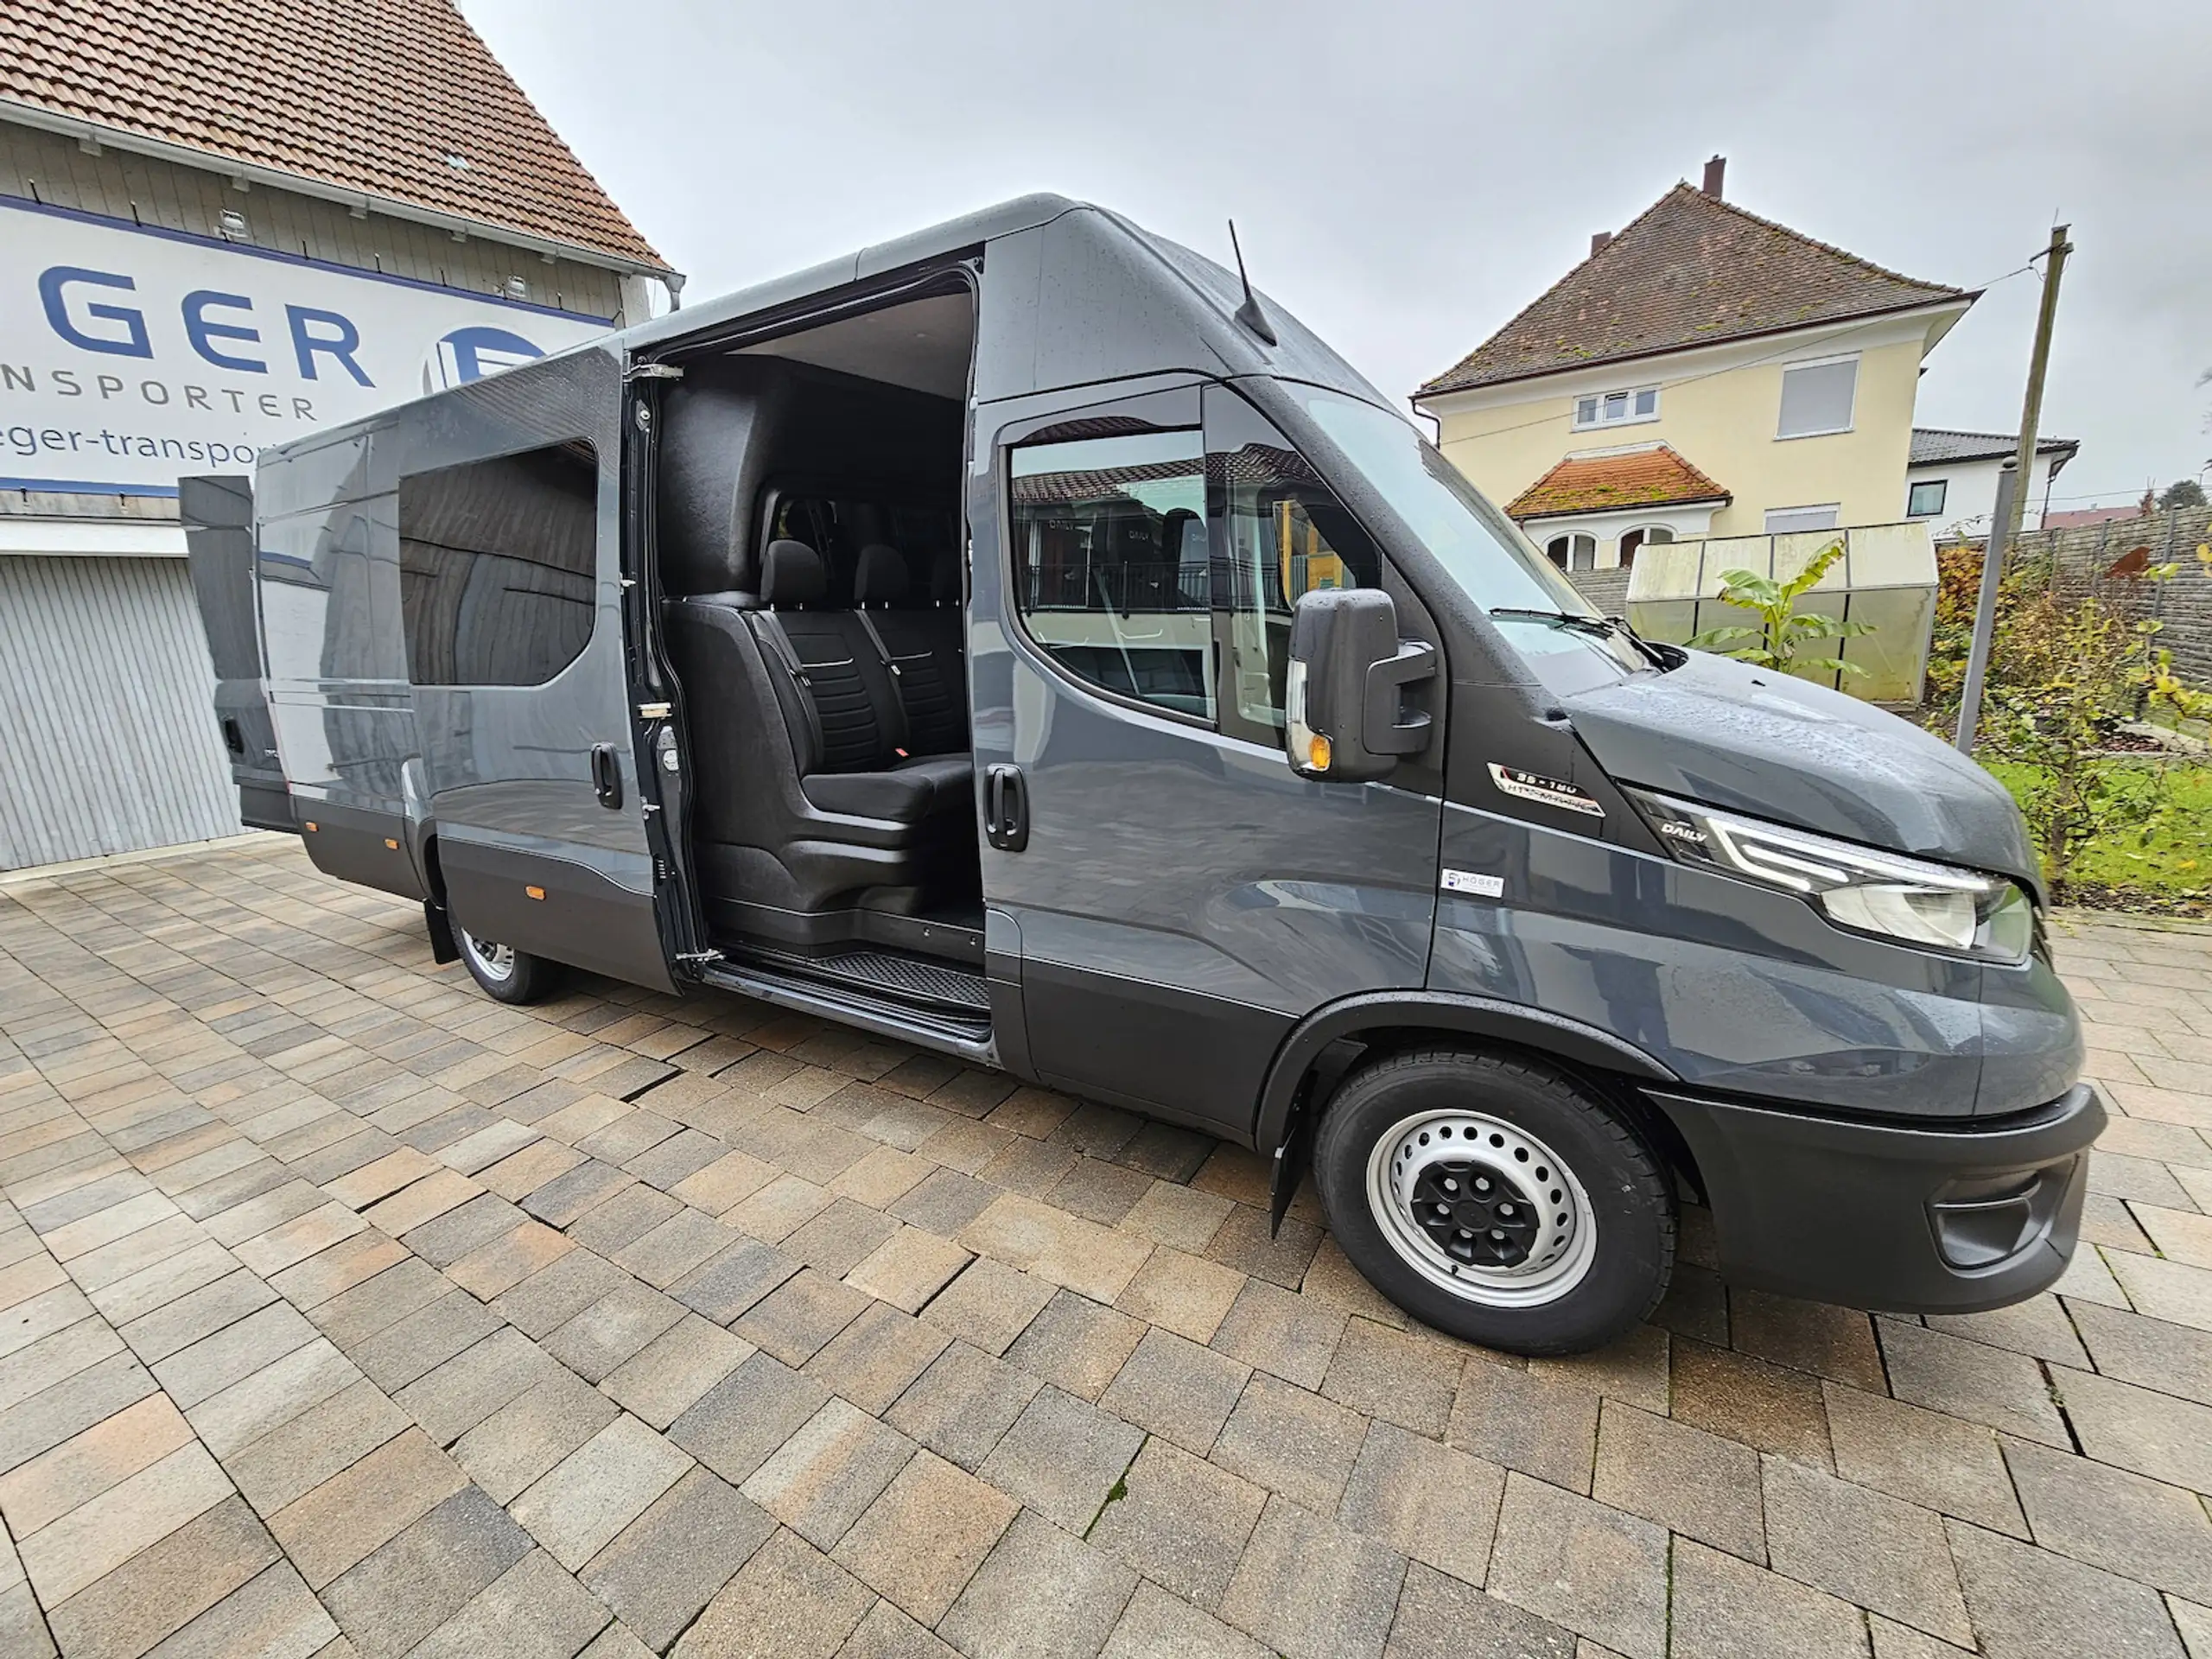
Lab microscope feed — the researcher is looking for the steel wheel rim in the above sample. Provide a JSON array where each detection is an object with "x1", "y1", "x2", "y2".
[
  {"x1": 460, "y1": 929, "x2": 516, "y2": 983},
  {"x1": 1365, "y1": 1109, "x2": 1598, "y2": 1308}
]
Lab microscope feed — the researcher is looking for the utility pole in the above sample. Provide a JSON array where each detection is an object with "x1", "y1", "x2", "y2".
[{"x1": 1956, "y1": 223, "x2": 2073, "y2": 754}]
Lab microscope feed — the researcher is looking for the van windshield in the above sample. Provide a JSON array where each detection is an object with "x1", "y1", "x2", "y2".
[{"x1": 1293, "y1": 386, "x2": 1601, "y2": 621}]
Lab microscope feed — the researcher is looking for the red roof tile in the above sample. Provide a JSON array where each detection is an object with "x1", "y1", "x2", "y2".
[
  {"x1": 0, "y1": 0, "x2": 665, "y2": 270},
  {"x1": 1505, "y1": 446, "x2": 1730, "y2": 520},
  {"x1": 1421, "y1": 183, "x2": 1967, "y2": 397}
]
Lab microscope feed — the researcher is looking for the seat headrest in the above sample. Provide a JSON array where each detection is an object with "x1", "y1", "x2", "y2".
[
  {"x1": 760, "y1": 539, "x2": 826, "y2": 607},
  {"x1": 930, "y1": 550, "x2": 962, "y2": 606},
  {"x1": 853, "y1": 543, "x2": 911, "y2": 607}
]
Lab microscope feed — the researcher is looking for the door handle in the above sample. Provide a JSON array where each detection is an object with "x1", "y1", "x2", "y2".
[
  {"x1": 590, "y1": 743, "x2": 622, "y2": 810},
  {"x1": 985, "y1": 763, "x2": 1028, "y2": 851}
]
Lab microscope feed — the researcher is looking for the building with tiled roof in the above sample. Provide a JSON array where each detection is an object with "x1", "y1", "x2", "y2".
[
  {"x1": 1905, "y1": 428, "x2": 2081, "y2": 537},
  {"x1": 1, "y1": 0, "x2": 676, "y2": 869},
  {"x1": 1414, "y1": 157, "x2": 1976, "y2": 579}
]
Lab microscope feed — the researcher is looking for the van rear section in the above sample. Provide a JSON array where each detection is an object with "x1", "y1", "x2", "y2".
[
  {"x1": 195, "y1": 195, "x2": 2097, "y2": 1357},
  {"x1": 181, "y1": 474, "x2": 290, "y2": 833}
]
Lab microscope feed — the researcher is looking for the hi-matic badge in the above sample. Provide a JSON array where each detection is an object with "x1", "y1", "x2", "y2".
[{"x1": 1487, "y1": 763, "x2": 1606, "y2": 818}]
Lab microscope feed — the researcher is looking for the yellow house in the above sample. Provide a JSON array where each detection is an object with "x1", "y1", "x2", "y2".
[{"x1": 1414, "y1": 159, "x2": 1976, "y2": 576}]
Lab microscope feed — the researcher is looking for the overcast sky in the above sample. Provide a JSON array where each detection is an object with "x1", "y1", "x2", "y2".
[{"x1": 466, "y1": 0, "x2": 2210, "y2": 506}]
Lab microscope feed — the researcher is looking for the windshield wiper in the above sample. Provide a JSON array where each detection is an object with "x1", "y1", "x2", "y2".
[{"x1": 1487, "y1": 607, "x2": 1619, "y2": 636}]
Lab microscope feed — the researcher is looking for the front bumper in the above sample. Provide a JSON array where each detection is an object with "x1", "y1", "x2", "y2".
[{"x1": 1649, "y1": 1082, "x2": 2104, "y2": 1314}]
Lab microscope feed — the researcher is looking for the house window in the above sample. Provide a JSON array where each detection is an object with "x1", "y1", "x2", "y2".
[
  {"x1": 1545, "y1": 532, "x2": 1597, "y2": 571},
  {"x1": 1573, "y1": 386, "x2": 1660, "y2": 429},
  {"x1": 1777, "y1": 356, "x2": 1859, "y2": 438},
  {"x1": 1907, "y1": 479, "x2": 1948, "y2": 518},
  {"x1": 1617, "y1": 524, "x2": 1675, "y2": 569},
  {"x1": 1765, "y1": 505, "x2": 1840, "y2": 535}
]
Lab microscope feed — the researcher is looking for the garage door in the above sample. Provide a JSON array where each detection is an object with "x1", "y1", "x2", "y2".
[{"x1": 0, "y1": 555, "x2": 242, "y2": 870}]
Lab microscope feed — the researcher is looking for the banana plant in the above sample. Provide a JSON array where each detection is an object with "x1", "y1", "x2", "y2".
[{"x1": 1688, "y1": 538, "x2": 1875, "y2": 677}]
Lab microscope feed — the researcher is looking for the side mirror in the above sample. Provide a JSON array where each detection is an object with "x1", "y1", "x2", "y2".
[{"x1": 1285, "y1": 588, "x2": 1437, "y2": 781}]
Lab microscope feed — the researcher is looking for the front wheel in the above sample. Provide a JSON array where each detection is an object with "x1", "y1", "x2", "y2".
[
  {"x1": 1313, "y1": 1048, "x2": 1675, "y2": 1357},
  {"x1": 457, "y1": 926, "x2": 560, "y2": 1005}
]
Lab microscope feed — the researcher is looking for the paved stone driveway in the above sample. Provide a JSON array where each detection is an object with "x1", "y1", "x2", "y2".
[{"x1": 0, "y1": 840, "x2": 2209, "y2": 1659}]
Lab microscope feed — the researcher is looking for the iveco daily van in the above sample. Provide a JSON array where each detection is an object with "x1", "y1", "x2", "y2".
[{"x1": 183, "y1": 195, "x2": 2100, "y2": 1355}]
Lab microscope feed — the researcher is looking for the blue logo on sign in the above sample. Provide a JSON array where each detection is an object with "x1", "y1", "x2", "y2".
[{"x1": 424, "y1": 325, "x2": 545, "y2": 391}]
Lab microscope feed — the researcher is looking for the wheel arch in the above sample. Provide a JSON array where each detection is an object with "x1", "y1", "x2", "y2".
[{"x1": 1252, "y1": 993, "x2": 1705, "y2": 1208}]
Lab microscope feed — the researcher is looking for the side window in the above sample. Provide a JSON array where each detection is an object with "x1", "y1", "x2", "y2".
[
  {"x1": 1007, "y1": 427, "x2": 1212, "y2": 721},
  {"x1": 398, "y1": 441, "x2": 598, "y2": 686},
  {"x1": 1205, "y1": 388, "x2": 1382, "y2": 746}
]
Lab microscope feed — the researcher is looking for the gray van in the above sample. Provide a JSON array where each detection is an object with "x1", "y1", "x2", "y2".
[{"x1": 184, "y1": 194, "x2": 2100, "y2": 1356}]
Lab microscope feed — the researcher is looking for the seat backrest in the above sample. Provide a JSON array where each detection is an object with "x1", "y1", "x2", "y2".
[
  {"x1": 749, "y1": 540, "x2": 907, "y2": 774},
  {"x1": 854, "y1": 543, "x2": 966, "y2": 755}
]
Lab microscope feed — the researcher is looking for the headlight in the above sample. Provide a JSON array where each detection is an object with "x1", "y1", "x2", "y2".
[{"x1": 1624, "y1": 788, "x2": 2036, "y2": 963}]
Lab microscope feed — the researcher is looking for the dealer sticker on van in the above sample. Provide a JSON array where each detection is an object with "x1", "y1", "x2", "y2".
[
  {"x1": 1487, "y1": 763, "x2": 1606, "y2": 818},
  {"x1": 1440, "y1": 869, "x2": 1505, "y2": 897}
]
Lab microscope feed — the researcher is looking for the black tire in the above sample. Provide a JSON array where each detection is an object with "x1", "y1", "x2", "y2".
[
  {"x1": 1313, "y1": 1046, "x2": 1675, "y2": 1357},
  {"x1": 456, "y1": 926, "x2": 560, "y2": 1005}
]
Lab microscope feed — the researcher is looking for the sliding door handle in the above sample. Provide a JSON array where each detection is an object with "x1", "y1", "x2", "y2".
[
  {"x1": 985, "y1": 764, "x2": 1028, "y2": 851},
  {"x1": 590, "y1": 743, "x2": 622, "y2": 809}
]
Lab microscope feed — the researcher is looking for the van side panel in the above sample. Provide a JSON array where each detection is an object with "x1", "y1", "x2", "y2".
[
  {"x1": 392, "y1": 345, "x2": 673, "y2": 994},
  {"x1": 181, "y1": 474, "x2": 292, "y2": 833},
  {"x1": 253, "y1": 429, "x2": 428, "y2": 899}
]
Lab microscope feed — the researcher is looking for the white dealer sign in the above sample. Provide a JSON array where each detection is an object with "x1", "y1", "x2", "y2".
[{"x1": 2, "y1": 197, "x2": 614, "y2": 494}]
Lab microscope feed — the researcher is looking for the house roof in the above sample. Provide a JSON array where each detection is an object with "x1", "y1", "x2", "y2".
[
  {"x1": 1419, "y1": 182, "x2": 1970, "y2": 397},
  {"x1": 1910, "y1": 427, "x2": 2080, "y2": 467},
  {"x1": 2042, "y1": 505, "x2": 2149, "y2": 531},
  {"x1": 1505, "y1": 445, "x2": 1731, "y2": 521},
  {"x1": 0, "y1": 0, "x2": 666, "y2": 271}
]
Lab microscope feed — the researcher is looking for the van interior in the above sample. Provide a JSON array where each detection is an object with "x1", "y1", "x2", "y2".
[{"x1": 654, "y1": 283, "x2": 988, "y2": 1027}]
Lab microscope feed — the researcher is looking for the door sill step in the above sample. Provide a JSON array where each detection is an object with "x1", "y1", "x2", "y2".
[{"x1": 700, "y1": 957, "x2": 993, "y2": 1061}]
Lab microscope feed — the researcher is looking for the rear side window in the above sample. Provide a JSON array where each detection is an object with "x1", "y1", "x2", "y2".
[
  {"x1": 1008, "y1": 429, "x2": 1213, "y2": 721},
  {"x1": 398, "y1": 441, "x2": 598, "y2": 686}
]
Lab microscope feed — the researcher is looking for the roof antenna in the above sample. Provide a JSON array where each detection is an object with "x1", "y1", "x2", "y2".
[{"x1": 1227, "y1": 219, "x2": 1277, "y2": 346}]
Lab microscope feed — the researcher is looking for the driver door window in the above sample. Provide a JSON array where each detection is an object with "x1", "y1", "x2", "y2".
[{"x1": 1205, "y1": 388, "x2": 1382, "y2": 748}]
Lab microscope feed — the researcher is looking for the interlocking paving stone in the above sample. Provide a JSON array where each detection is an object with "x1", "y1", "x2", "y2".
[
  {"x1": 939, "y1": 1510, "x2": 1138, "y2": 1659},
  {"x1": 1592, "y1": 1400, "x2": 1764, "y2": 1562},
  {"x1": 1762, "y1": 1455, "x2": 1972, "y2": 1645},
  {"x1": 1946, "y1": 1518, "x2": 2189, "y2": 1659},
  {"x1": 1339, "y1": 1418, "x2": 1505, "y2": 1588},
  {"x1": 977, "y1": 1384, "x2": 1145, "y2": 1534},
  {"x1": 0, "y1": 1390, "x2": 194, "y2": 1539},
  {"x1": 1323, "y1": 1318, "x2": 1463, "y2": 1438},
  {"x1": 1378, "y1": 1561, "x2": 1576, "y2": 1659},
  {"x1": 2002, "y1": 1435, "x2": 2212, "y2": 1602},
  {"x1": 117, "y1": 1268, "x2": 277, "y2": 1363},
  {"x1": 1668, "y1": 1537, "x2": 1872, "y2": 1659},
  {"x1": 741, "y1": 1398, "x2": 913, "y2": 1550},
  {"x1": 1878, "y1": 1319, "x2": 2069, "y2": 1448},
  {"x1": 1211, "y1": 1372, "x2": 1370, "y2": 1513},
  {"x1": 1484, "y1": 1474, "x2": 1669, "y2": 1659},
  {"x1": 886, "y1": 1341, "x2": 1041, "y2": 1472},
  {"x1": 407, "y1": 1547, "x2": 613, "y2": 1659},
  {"x1": 266, "y1": 1425, "x2": 466, "y2": 1590},
  {"x1": 1821, "y1": 1382, "x2": 2025, "y2": 1537},
  {"x1": 916, "y1": 1255, "x2": 1053, "y2": 1357},
  {"x1": 43, "y1": 1493, "x2": 277, "y2": 1659},
  {"x1": 1217, "y1": 1493, "x2": 1407, "y2": 1659},
  {"x1": 1669, "y1": 1338, "x2": 1834, "y2": 1468},
  {"x1": 2056, "y1": 1364, "x2": 2212, "y2": 1495},
  {"x1": 1098, "y1": 1579, "x2": 1271, "y2": 1659},
  {"x1": 396, "y1": 1326, "x2": 563, "y2": 1446},
  {"x1": 2063, "y1": 1296, "x2": 2212, "y2": 1407},
  {"x1": 1450, "y1": 1357, "x2": 1603, "y2": 1495},
  {"x1": 670, "y1": 1236, "x2": 802, "y2": 1325},
  {"x1": 543, "y1": 1280, "x2": 688, "y2": 1383},
  {"x1": 677, "y1": 1528, "x2": 874, "y2": 1659},
  {"x1": 226, "y1": 1375, "x2": 410, "y2": 1512},
  {"x1": 1208, "y1": 1276, "x2": 1349, "y2": 1393},
  {"x1": 734, "y1": 1268, "x2": 872, "y2": 1366},
  {"x1": 512, "y1": 1412, "x2": 693, "y2": 1571},
  {"x1": 1090, "y1": 1435, "x2": 1266, "y2": 1607},
  {"x1": 804, "y1": 1301, "x2": 952, "y2": 1417},
  {"x1": 138, "y1": 1559, "x2": 336, "y2": 1659},
  {"x1": 1114, "y1": 1246, "x2": 1245, "y2": 1344},
  {"x1": 831, "y1": 1446, "x2": 1016, "y2": 1624},
  {"x1": 1005, "y1": 1288, "x2": 1147, "y2": 1402},
  {"x1": 670, "y1": 1350, "x2": 831, "y2": 1485},
  {"x1": 0, "y1": 1349, "x2": 157, "y2": 1476},
  {"x1": 582, "y1": 1466, "x2": 773, "y2": 1651},
  {"x1": 1099, "y1": 1326, "x2": 1249, "y2": 1455},
  {"x1": 319, "y1": 1486, "x2": 532, "y2": 1659}
]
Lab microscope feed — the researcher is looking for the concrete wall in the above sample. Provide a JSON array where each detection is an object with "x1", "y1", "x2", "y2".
[{"x1": 1425, "y1": 309, "x2": 1958, "y2": 542}]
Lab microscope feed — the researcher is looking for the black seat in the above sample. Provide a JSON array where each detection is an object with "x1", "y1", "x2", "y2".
[
  {"x1": 665, "y1": 538, "x2": 972, "y2": 923},
  {"x1": 851, "y1": 543, "x2": 967, "y2": 755}
]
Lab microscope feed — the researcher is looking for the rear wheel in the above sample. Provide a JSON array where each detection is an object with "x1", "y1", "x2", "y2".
[
  {"x1": 457, "y1": 926, "x2": 559, "y2": 1005},
  {"x1": 1313, "y1": 1047, "x2": 1674, "y2": 1356}
]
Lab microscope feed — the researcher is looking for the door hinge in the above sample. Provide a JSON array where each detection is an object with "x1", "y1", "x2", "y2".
[
  {"x1": 641, "y1": 802, "x2": 661, "y2": 816},
  {"x1": 626, "y1": 361, "x2": 683, "y2": 381},
  {"x1": 675, "y1": 948, "x2": 723, "y2": 967}
]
